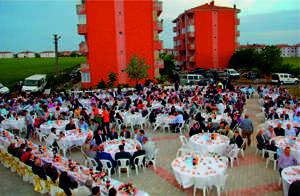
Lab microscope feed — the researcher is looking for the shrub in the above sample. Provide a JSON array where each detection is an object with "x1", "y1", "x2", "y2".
[{"x1": 97, "y1": 79, "x2": 107, "y2": 89}]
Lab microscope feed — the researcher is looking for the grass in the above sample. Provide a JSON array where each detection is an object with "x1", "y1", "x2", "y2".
[
  {"x1": 0, "y1": 57, "x2": 86, "y2": 90},
  {"x1": 283, "y1": 57, "x2": 300, "y2": 68}
]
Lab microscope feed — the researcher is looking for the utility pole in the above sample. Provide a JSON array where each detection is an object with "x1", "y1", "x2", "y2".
[{"x1": 54, "y1": 34, "x2": 61, "y2": 76}]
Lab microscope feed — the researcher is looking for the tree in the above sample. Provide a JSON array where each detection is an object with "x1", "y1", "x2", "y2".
[
  {"x1": 259, "y1": 46, "x2": 282, "y2": 74},
  {"x1": 159, "y1": 52, "x2": 175, "y2": 77},
  {"x1": 70, "y1": 52, "x2": 78, "y2": 57},
  {"x1": 107, "y1": 72, "x2": 118, "y2": 87},
  {"x1": 228, "y1": 48, "x2": 260, "y2": 71},
  {"x1": 97, "y1": 79, "x2": 106, "y2": 89},
  {"x1": 35, "y1": 53, "x2": 40, "y2": 58},
  {"x1": 124, "y1": 54, "x2": 150, "y2": 84}
]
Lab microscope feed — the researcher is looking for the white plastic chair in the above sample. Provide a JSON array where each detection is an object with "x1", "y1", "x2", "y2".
[
  {"x1": 219, "y1": 156, "x2": 229, "y2": 169},
  {"x1": 116, "y1": 119, "x2": 123, "y2": 131},
  {"x1": 239, "y1": 139, "x2": 246, "y2": 158},
  {"x1": 87, "y1": 157, "x2": 98, "y2": 170},
  {"x1": 147, "y1": 148, "x2": 158, "y2": 170},
  {"x1": 177, "y1": 122, "x2": 185, "y2": 134},
  {"x1": 161, "y1": 121, "x2": 171, "y2": 134},
  {"x1": 133, "y1": 155, "x2": 146, "y2": 175},
  {"x1": 228, "y1": 147, "x2": 239, "y2": 167},
  {"x1": 117, "y1": 158, "x2": 130, "y2": 177},
  {"x1": 99, "y1": 159, "x2": 113, "y2": 178},
  {"x1": 33, "y1": 175, "x2": 48, "y2": 194},
  {"x1": 214, "y1": 174, "x2": 228, "y2": 196},
  {"x1": 193, "y1": 177, "x2": 208, "y2": 196},
  {"x1": 72, "y1": 185, "x2": 91, "y2": 196},
  {"x1": 179, "y1": 135, "x2": 191, "y2": 149},
  {"x1": 176, "y1": 147, "x2": 191, "y2": 157},
  {"x1": 265, "y1": 150, "x2": 278, "y2": 170}
]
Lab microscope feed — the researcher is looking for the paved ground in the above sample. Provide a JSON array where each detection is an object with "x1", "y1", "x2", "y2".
[{"x1": 0, "y1": 93, "x2": 284, "y2": 196}]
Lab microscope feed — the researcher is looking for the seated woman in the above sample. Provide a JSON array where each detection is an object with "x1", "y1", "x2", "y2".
[
  {"x1": 205, "y1": 122, "x2": 215, "y2": 133},
  {"x1": 189, "y1": 122, "x2": 202, "y2": 137}
]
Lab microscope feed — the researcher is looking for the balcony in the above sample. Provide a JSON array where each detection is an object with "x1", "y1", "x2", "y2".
[
  {"x1": 154, "y1": 20, "x2": 163, "y2": 33},
  {"x1": 173, "y1": 26, "x2": 177, "y2": 33},
  {"x1": 153, "y1": 1, "x2": 162, "y2": 17},
  {"x1": 236, "y1": 30, "x2": 240, "y2": 37},
  {"x1": 189, "y1": 56, "x2": 195, "y2": 62},
  {"x1": 188, "y1": 44, "x2": 195, "y2": 50},
  {"x1": 155, "y1": 59, "x2": 164, "y2": 69},
  {"x1": 235, "y1": 18, "x2": 240, "y2": 25},
  {"x1": 80, "y1": 63, "x2": 89, "y2": 71},
  {"x1": 76, "y1": 4, "x2": 86, "y2": 15},
  {"x1": 187, "y1": 32, "x2": 195, "y2": 38},
  {"x1": 79, "y1": 42, "x2": 88, "y2": 53},
  {"x1": 173, "y1": 37, "x2": 177, "y2": 41},
  {"x1": 77, "y1": 24, "x2": 87, "y2": 35},
  {"x1": 153, "y1": 40, "x2": 163, "y2": 50},
  {"x1": 179, "y1": 45, "x2": 185, "y2": 50}
]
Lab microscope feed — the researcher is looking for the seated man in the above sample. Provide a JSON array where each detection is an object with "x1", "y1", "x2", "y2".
[
  {"x1": 20, "y1": 147, "x2": 32, "y2": 163},
  {"x1": 32, "y1": 159, "x2": 47, "y2": 180},
  {"x1": 232, "y1": 131, "x2": 243, "y2": 149},
  {"x1": 115, "y1": 145, "x2": 131, "y2": 167},
  {"x1": 65, "y1": 119, "x2": 76, "y2": 131},
  {"x1": 172, "y1": 111, "x2": 184, "y2": 132},
  {"x1": 224, "y1": 125, "x2": 234, "y2": 139},
  {"x1": 15, "y1": 143, "x2": 26, "y2": 159},
  {"x1": 131, "y1": 128, "x2": 140, "y2": 141},
  {"x1": 96, "y1": 146, "x2": 116, "y2": 172},
  {"x1": 47, "y1": 127, "x2": 59, "y2": 152},
  {"x1": 132, "y1": 144, "x2": 146, "y2": 168},
  {"x1": 107, "y1": 129, "x2": 118, "y2": 140},
  {"x1": 138, "y1": 130, "x2": 149, "y2": 146},
  {"x1": 86, "y1": 144, "x2": 97, "y2": 159},
  {"x1": 205, "y1": 122, "x2": 216, "y2": 133},
  {"x1": 280, "y1": 110, "x2": 290, "y2": 120},
  {"x1": 120, "y1": 128, "x2": 131, "y2": 139},
  {"x1": 278, "y1": 146, "x2": 297, "y2": 175},
  {"x1": 93, "y1": 129, "x2": 106, "y2": 146},
  {"x1": 25, "y1": 154, "x2": 35, "y2": 167},
  {"x1": 264, "y1": 125, "x2": 276, "y2": 143},
  {"x1": 142, "y1": 137, "x2": 156, "y2": 161},
  {"x1": 274, "y1": 123, "x2": 285, "y2": 136},
  {"x1": 285, "y1": 123, "x2": 296, "y2": 137},
  {"x1": 256, "y1": 129, "x2": 268, "y2": 150},
  {"x1": 7, "y1": 141, "x2": 18, "y2": 156},
  {"x1": 78, "y1": 118, "x2": 89, "y2": 131},
  {"x1": 268, "y1": 109, "x2": 279, "y2": 120}
]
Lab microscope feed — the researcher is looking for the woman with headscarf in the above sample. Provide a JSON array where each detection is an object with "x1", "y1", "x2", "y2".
[
  {"x1": 189, "y1": 122, "x2": 202, "y2": 137},
  {"x1": 59, "y1": 172, "x2": 75, "y2": 196}
]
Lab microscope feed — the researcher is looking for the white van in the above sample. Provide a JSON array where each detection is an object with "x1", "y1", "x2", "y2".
[
  {"x1": 180, "y1": 74, "x2": 205, "y2": 85},
  {"x1": 22, "y1": 74, "x2": 47, "y2": 93},
  {"x1": 224, "y1": 68, "x2": 240, "y2": 79},
  {"x1": 272, "y1": 73, "x2": 299, "y2": 85}
]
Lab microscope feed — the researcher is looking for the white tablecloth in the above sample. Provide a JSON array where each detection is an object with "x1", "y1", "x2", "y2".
[
  {"x1": 103, "y1": 139, "x2": 140, "y2": 159},
  {"x1": 190, "y1": 133, "x2": 230, "y2": 154},
  {"x1": 122, "y1": 113, "x2": 142, "y2": 126},
  {"x1": 60, "y1": 130, "x2": 91, "y2": 148},
  {"x1": 171, "y1": 154, "x2": 226, "y2": 188},
  {"x1": 40, "y1": 120, "x2": 76, "y2": 135},
  {"x1": 270, "y1": 136, "x2": 300, "y2": 163},
  {"x1": 0, "y1": 118, "x2": 25, "y2": 130},
  {"x1": 0, "y1": 130, "x2": 149, "y2": 196},
  {"x1": 267, "y1": 120, "x2": 300, "y2": 130},
  {"x1": 281, "y1": 166, "x2": 300, "y2": 196}
]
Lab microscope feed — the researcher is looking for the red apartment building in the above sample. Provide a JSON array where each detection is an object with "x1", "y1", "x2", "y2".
[
  {"x1": 76, "y1": 0, "x2": 163, "y2": 87},
  {"x1": 173, "y1": 1, "x2": 240, "y2": 70}
]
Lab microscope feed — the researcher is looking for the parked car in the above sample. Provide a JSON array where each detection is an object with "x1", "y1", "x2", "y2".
[
  {"x1": 272, "y1": 73, "x2": 299, "y2": 85},
  {"x1": 224, "y1": 68, "x2": 240, "y2": 79},
  {"x1": 179, "y1": 74, "x2": 205, "y2": 85},
  {"x1": 0, "y1": 83, "x2": 9, "y2": 97},
  {"x1": 70, "y1": 68, "x2": 81, "y2": 78},
  {"x1": 197, "y1": 78, "x2": 214, "y2": 86},
  {"x1": 201, "y1": 72, "x2": 214, "y2": 79}
]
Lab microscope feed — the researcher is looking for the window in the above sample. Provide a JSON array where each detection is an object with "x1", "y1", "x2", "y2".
[{"x1": 81, "y1": 72, "x2": 91, "y2": 83}]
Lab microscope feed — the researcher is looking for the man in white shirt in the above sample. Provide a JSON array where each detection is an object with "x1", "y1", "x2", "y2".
[
  {"x1": 285, "y1": 123, "x2": 296, "y2": 137},
  {"x1": 142, "y1": 137, "x2": 156, "y2": 161},
  {"x1": 216, "y1": 101, "x2": 224, "y2": 114},
  {"x1": 47, "y1": 127, "x2": 59, "y2": 152},
  {"x1": 172, "y1": 111, "x2": 184, "y2": 132}
]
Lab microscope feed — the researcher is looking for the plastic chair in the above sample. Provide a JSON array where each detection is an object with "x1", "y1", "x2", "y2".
[
  {"x1": 239, "y1": 139, "x2": 246, "y2": 158},
  {"x1": 161, "y1": 121, "x2": 171, "y2": 134},
  {"x1": 116, "y1": 119, "x2": 123, "y2": 131},
  {"x1": 133, "y1": 155, "x2": 146, "y2": 175},
  {"x1": 147, "y1": 148, "x2": 159, "y2": 170},
  {"x1": 265, "y1": 150, "x2": 278, "y2": 170},
  {"x1": 176, "y1": 147, "x2": 191, "y2": 157},
  {"x1": 80, "y1": 146, "x2": 88, "y2": 167},
  {"x1": 177, "y1": 122, "x2": 185, "y2": 134},
  {"x1": 72, "y1": 185, "x2": 91, "y2": 196},
  {"x1": 33, "y1": 175, "x2": 48, "y2": 194},
  {"x1": 179, "y1": 135, "x2": 191, "y2": 149},
  {"x1": 87, "y1": 157, "x2": 99, "y2": 170},
  {"x1": 193, "y1": 177, "x2": 208, "y2": 196},
  {"x1": 219, "y1": 156, "x2": 229, "y2": 169},
  {"x1": 117, "y1": 158, "x2": 130, "y2": 177},
  {"x1": 214, "y1": 174, "x2": 228, "y2": 196},
  {"x1": 99, "y1": 159, "x2": 113, "y2": 178},
  {"x1": 228, "y1": 147, "x2": 239, "y2": 167}
]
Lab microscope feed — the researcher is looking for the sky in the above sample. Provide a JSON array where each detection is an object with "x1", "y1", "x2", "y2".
[{"x1": 0, "y1": 0, "x2": 299, "y2": 52}]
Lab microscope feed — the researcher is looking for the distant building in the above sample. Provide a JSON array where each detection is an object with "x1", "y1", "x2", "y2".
[
  {"x1": 173, "y1": 1, "x2": 240, "y2": 70},
  {"x1": 59, "y1": 51, "x2": 71, "y2": 56},
  {"x1": 238, "y1": 44, "x2": 300, "y2": 57},
  {"x1": 0, "y1": 52, "x2": 14, "y2": 58},
  {"x1": 76, "y1": 0, "x2": 163, "y2": 87},
  {"x1": 17, "y1": 51, "x2": 35, "y2": 58},
  {"x1": 72, "y1": 51, "x2": 83, "y2": 55},
  {"x1": 40, "y1": 51, "x2": 55, "y2": 58}
]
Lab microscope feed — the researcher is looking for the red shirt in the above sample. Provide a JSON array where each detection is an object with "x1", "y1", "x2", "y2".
[
  {"x1": 102, "y1": 110, "x2": 109, "y2": 123},
  {"x1": 20, "y1": 152, "x2": 30, "y2": 163}
]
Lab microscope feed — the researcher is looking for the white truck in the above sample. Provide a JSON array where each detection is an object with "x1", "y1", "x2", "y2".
[
  {"x1": 22, "y1": 74, "x2": 47, "y2": 94},
  {"x1": 224, "y1": 68, "x2": 240, "y2": 79}
]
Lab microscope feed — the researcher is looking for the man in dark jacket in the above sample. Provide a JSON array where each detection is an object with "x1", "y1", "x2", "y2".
[
  {"x1": 115, "y1": 145, "x2": 131, "y2": 167},
  {"x1": 32, "y1": 159, "x2": 47, "y2": 180},
  {"x1": 274, "y1": 123, "x2": 285, "y2": 136},
  {"x1": 256, "y1": 129, "x2": 267, "y2": 150},
  {"x1": 107, "y1": 129, "x2": 119, "y2": 140},
  {"x1": 232, "y1": 131, "x2": 244, "y2": 149},
  {"x1": 131, "y1": 144, "x2": 146, "y2": 167}
]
